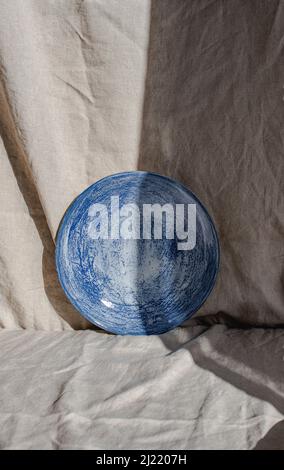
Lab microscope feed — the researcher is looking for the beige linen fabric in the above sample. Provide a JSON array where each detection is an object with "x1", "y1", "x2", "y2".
[
  {"x1": 0, "y1": 0, "x2": 284, "y2": 329},
  {"x1": 138, "y1": 0, "x2": 284, "y2": 326},
  {"x1": 0, "y1": 0, "x2": 150, "y2": 329},
  {"x1": 0, "y1": 325, "x2": 283, "y2": 449},
  {"x1": 0, "y1": 1, "x2": 284, "y2": 451}
]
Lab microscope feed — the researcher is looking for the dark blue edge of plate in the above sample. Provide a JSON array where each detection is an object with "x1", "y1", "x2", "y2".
[{"x1": 55, "y1": 171, "x2": 220, "y2": 335}]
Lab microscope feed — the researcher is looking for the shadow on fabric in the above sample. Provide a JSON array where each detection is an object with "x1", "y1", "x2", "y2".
[
  {"x1": 0, "y1": 78, "x2": 93, "y2": 330},
  {"x1": 137, "y1": 0, "x2": 284, "y2": 447},
  {"x1": 253, "y1": 420, "x2": 284, "y2": 450}
]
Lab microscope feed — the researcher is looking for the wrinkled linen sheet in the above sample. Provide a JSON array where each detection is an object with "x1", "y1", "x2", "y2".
[
  {"x1": 0, "y1": 0, "x2": 284, "y2": 450},
  {"x1": 1, "y1": 0, "x2": 284, "y2": 329},
  {"x1": 0, "y1": 325, "x2": 283, "y2": 450}
]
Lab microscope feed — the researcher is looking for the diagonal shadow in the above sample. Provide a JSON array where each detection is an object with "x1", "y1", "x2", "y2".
[
  {"x1": 0, "y1": 75, "x2": 93, "y2": 330},
  {"x1": 0, "y1": 1, "x2": 283, "y2": 448},
  {"x1": 253, "y1": 420, "x2": 284, "y2": 449}
]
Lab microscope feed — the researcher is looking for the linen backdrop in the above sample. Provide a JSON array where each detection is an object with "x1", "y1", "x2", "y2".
[
  {"x1": 1, "y1": 0, "x2": 284, "y2": 330},
  {"x1": 0, "y1": 0, "x2": 284, "y2": 450}
]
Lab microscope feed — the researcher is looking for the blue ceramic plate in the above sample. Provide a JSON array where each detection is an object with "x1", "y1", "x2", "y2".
[{"x1": 56, "y1": 171, "x2": 219, "y2": 335}]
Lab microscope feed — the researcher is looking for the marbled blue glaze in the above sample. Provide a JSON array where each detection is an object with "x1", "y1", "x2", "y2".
[{"x1": 55, "y1": 172, "x2": 219, "y2": 335}]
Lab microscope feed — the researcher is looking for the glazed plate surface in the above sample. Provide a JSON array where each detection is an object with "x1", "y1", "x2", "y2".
[{"x1": 56, "y1": 172, "x2": 219, "y2": 335}]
